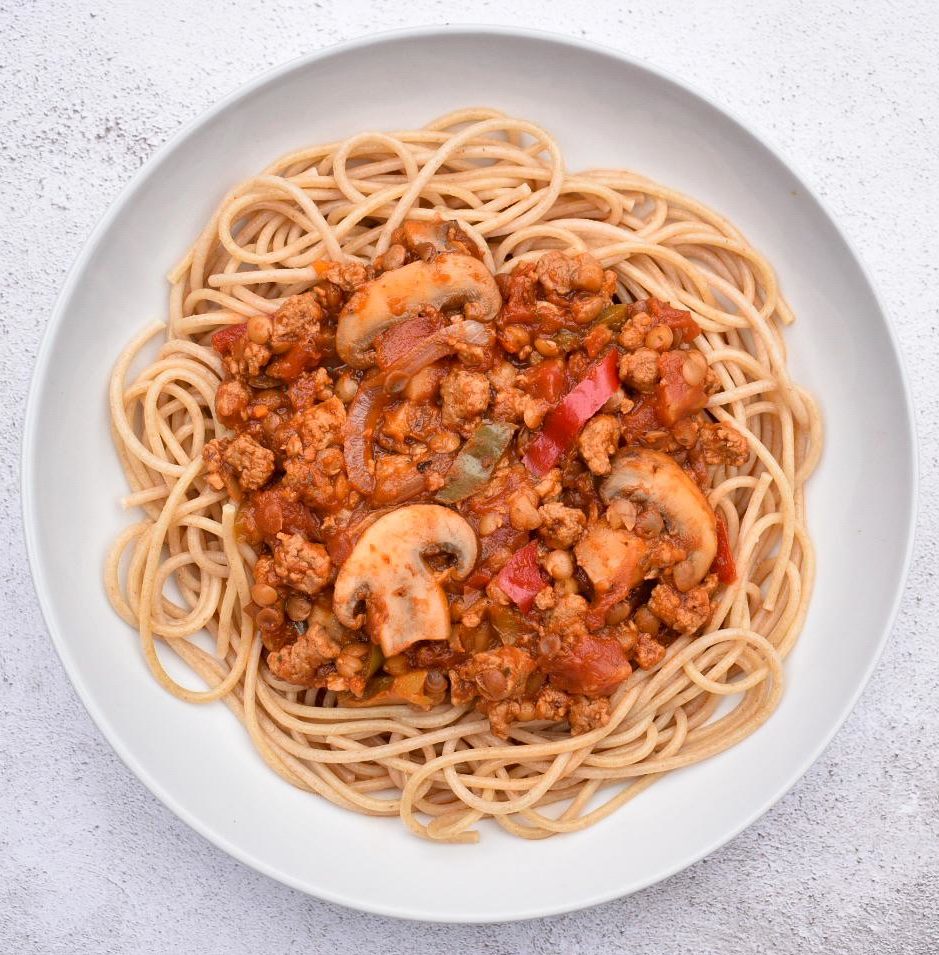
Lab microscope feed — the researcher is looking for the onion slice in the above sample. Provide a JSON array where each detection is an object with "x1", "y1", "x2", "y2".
[
  {"x1": 344, "y1": 319, "x2": 493, "y2": 496},
  {"x1": 382, "y1": 320, "x2": 492, "y2": 395},
  {"x1": 343, "y1": 374, "x2": 387, "y2": 495}
]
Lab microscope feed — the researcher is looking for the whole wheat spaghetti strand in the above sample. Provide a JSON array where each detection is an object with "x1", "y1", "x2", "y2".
[{"x1": 105, "y1": 109, "x2": 819, "y2": 841}]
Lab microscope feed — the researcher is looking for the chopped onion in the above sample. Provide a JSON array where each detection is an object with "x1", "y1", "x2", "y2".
[
  {"x1": 382, "y1": 320, "x2": 492, "y2": 395},
  {"x1": 343, "y1": 375, "x2": 387, "y2": 495},
  {"x1": 344, "y1": 320, "x2": 492, "y2": 497},
  {"x1": 371, "y1": 453, "x2": 454, "y2": 506}
]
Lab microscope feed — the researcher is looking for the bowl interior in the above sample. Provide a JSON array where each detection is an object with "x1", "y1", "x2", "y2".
[{"x1": 23, "y1": 28, "x2": 915, "y2": 922}]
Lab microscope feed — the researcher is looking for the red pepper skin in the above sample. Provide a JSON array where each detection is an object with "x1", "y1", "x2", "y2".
[
  {"x1": 211, "y1": 322, "x2": 247, "y2": 355},
  {"x1": 713, "y1": 515, "x2": 737, "y2": 584},
  {"x1": 523, "y1": 349, "x2": 621, "y2": 477},
  {"x1": 494, "y1": 541, "x2": 548, "y2": 613}
]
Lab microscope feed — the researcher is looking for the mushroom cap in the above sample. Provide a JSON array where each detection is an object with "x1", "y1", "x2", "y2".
[
  {"x1": 601, "y1": 448, "x2": 717, "y2": 586},
  {"x1": 335, "y1": 254, "x2": 502, "y2": 368},
  {"x1": 332, "y1": 504, "x2": 479, "y2": 657}
]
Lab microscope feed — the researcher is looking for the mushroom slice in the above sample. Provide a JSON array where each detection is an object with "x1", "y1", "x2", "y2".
[
  {"x1": 336, "y1": 254, "x2": 502, "y2": 368},
  {"x1": 601, "y1": 448, "x2": 717, "y2": 588},
  {"x1": 332, "y1": 504, "x2": 478, "y2": 657},
  {"x1": 397, "y1": 218, "x2": 478, "y2": 258}
]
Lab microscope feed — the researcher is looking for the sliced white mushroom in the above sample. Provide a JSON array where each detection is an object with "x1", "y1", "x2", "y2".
[
  {"x1": 397, "y1": 218, "x2": 475, "y2": 256},
  {"x1": 335, "y1": 254, "x2": 502, "y2": 368},
  {"x1": 332, "y1": 504, "x2": 478, "y2": 657},
  {"x1": 601, "y1": 448, "x2": 717, "y2": 589}
]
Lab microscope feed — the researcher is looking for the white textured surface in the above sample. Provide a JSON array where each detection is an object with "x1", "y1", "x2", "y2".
[{"x1": 2, "y1": 1, "x2": 937, "y2": 951}]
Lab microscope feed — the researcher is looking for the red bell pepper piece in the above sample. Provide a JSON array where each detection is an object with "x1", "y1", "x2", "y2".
[
  {"x1": 494, "y1": 541, "x2": 547, "y2": 613},
  {"x1": 713, "y1": 515, "x2": 737, "y2": 584},
  {"x1": 523, "y1": 349, "x2": 621, "y2": 477}
]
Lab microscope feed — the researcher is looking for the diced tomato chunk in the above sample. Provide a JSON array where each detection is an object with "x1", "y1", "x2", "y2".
[
  {"x1": 464, "y1": 568, "x2": 494, "y2": 593},
  {"x1": 654, "y1": 351, "x2": 707, "y2": 426},
  {"x1": 582, "y1": 324, "x2": 613, "y2": 358},
  {"x1": 211, "y1": 322, "x2": 247, "y2": 356},
  {"x1": 494, "y1": 542, "x2": 548, "y2": 613},
  {"x1": 267, "y1": 344, "x2": 321, "y2": 381},
  {"x1": 620, "y1": 397, "x2": 660, "y2": 444},
  {"x1": 630, "y1": 298, "x2": 701, "y2": 341},
  {"x1": 517, "y1": 358, "x2": 566, "y2": 404},
  {"x1": 545, "y1": 632, "x2": 632, "y2": 697},
  {"x1": 238, "y1": 488, "x2": 319, "y2": 545}
]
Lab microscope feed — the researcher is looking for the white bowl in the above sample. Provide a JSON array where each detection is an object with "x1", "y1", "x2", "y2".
[{"x1": 23, "y1": 27, "x2": 916, "y2": 922}]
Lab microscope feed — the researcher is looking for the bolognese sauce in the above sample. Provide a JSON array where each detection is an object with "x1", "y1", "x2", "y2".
[{"x1": 202, "y1": 224, "x2": 748, "y2": 738}]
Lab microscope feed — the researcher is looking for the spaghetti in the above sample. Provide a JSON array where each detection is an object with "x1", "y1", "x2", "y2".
[{"x1": 106, "y1": 109, "x2": 820, "y2": 842}]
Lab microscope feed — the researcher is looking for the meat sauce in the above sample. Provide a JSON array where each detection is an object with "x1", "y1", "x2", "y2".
[{"x1": 202, "y1": 228, "x2": 748, "y2": 738}]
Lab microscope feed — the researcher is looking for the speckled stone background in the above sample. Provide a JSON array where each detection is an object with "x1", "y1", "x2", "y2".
[{"x1": 2, "y1": 1, "x2": 937, "y2": 952}]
